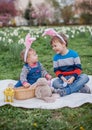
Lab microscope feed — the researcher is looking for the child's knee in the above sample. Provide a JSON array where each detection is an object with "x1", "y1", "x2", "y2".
[{"x1": 81, "y1": 74, "x2": 89, "y2": 82}]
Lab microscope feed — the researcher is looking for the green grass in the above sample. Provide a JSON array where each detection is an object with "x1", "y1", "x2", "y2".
[
  {"x1": 0, "y1": 104, "x2": 92, "y2": 130},
  {"x1": 0, "y1": 26, "x2": 92, "y2": 130}
]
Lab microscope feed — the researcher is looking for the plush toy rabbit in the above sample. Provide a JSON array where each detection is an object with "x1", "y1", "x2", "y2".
[{"x1": 35, "y1": 78, "x2": 60, "y2": 103}]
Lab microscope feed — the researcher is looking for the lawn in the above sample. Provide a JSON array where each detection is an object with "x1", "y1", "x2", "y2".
[{"x1": 0, "y1": 26, "x2": 92, "y2": 130}]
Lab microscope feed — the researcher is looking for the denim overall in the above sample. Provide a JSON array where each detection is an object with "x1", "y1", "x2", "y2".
[{"x1": 15, "y1": 62, "x2": 42, "y2": 87}]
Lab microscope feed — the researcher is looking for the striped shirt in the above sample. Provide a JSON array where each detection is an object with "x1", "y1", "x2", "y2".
[{"x1": 53, "y1": 49, "x2": 82, "y2": 79}]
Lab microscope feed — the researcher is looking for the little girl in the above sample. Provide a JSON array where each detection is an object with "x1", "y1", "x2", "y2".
[{"x1": 15, "y1": 34, "x2": 52, "y2": 88}]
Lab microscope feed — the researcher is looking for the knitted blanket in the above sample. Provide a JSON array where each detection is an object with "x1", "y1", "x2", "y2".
[{"x1": 0, "y1": 76, "x2": 92, "y2": 109}]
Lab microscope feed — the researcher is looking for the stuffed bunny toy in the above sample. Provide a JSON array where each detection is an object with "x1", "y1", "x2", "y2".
[{"x1": 35, "y1": 78, "x2": 60, "y2": 103}]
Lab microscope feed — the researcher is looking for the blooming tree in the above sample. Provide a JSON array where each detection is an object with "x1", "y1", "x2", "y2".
[
  {"x1": 0, "y1": 0, "x2": 17, "y2": 26},
  {"x1": 31, "y1": 3, "x2": 54, "y2": 26}
]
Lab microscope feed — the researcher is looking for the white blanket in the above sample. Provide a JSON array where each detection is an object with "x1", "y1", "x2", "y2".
[{"x1": 0, "y1": 76, "x2": 92, "y2": 109}]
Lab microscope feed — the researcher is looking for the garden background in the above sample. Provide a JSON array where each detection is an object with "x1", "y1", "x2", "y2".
[{"x1": 0, "y1": 25, "x2": 92, "y2": 130}]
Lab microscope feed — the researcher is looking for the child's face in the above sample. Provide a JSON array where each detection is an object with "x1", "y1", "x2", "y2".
[
  {"x1": 51, "y1": 40, "x2": 66, "y2": 54},
  {"x1": 27, "y1": 50, "x2": 38, "y2": 64}
]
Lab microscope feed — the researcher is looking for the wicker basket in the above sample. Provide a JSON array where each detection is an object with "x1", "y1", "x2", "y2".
[{"x1": 14, "y1": 87, "x2": 35, "y2": 100}]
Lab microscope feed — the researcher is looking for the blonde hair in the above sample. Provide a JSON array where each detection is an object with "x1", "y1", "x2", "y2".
[
  {"x1": 50, "y1": 32, "x2": 68, "y2": 47},
  {"x1": 20, "y1": 48, "x2": 36, "y2": 62}
]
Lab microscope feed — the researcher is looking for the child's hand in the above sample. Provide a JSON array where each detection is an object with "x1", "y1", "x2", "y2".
[
  {"x1": 61, "y1": 76, "x2": 67, "y2": 82},
  {"x1": 23, "y1": 82, "x2": 30, "y2": 88},
  {"x1": 67, "y1": 77, "x2": 75, "y2": 84},
  {"x1": 46, "y1": 74, "x2": 52, "y2": 80}
]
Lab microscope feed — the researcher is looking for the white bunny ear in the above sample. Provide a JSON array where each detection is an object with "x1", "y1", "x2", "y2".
[
  {"x1": 24, "y1": 48, "x2": 29, "y2": 62},
  {"x1": 24, "y1": 33, "x2": 36, "y2": 62}
]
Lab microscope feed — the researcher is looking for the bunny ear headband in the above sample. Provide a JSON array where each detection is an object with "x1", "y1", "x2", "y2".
[
  {"x1": 42, "y1": 28, "x2": 66, "y2": 44},
  {"x1": 24, "y1": 33, "x2": 36, "y2": 62}
]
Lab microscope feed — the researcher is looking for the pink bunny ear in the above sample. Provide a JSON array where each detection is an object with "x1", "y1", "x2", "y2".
[
  {"x1": 24, "y1": 33, "x2": 36, "y2": 62},
  {"x1": 42, "y1": 28, "x2": 57, "y2": 37},
  {"x1": 42, "y1": 28, "x2": 66, "y2": 44},
  {"x1": 24, "y1": 33, "x2": 36, "y2": 49}
]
